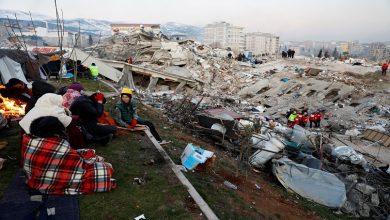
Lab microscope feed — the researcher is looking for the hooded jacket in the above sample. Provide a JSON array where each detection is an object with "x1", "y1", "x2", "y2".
[
  {"x1": 19, "y1": 93, "x2": 72, "y2": 134},
  {"x1": 70, "y1": 95, "x2": 104, "y2": 123},
  {"x1": 25, "y1": 81, "x2": 56, "y2": 113},
  {"x1": 63, "y1": 89, "x2": 81, "y2": 109}
]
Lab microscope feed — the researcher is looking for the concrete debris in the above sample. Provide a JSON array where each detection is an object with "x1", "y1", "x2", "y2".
[
  {"x1": 87, "y1": 31, "x2": 390, "y2": 218},
  {"x1": 332, "y1": 146, "x2": 369, "y2": 171}
]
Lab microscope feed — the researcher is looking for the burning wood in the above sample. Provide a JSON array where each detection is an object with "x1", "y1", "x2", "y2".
[{"x1": 0, "y1": 94, "x2": 26, "y2": 118}]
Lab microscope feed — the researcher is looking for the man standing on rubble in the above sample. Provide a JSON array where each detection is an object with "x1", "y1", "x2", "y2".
[
  {"x1": 382, "y1": 62, "x2": 388, "y2": 76},
  {"x1": 309, "y1": 112, "x2": 316, "y2": 128},
  {"x1": 288, "y1": 111, "x2": 297, "y2": 128},
  {"x1": 314, "y1": 110, "x2": 323, "y2": 128},
  {"x1": 301, "y1": 112, "x2": 309, "y2": 127}
]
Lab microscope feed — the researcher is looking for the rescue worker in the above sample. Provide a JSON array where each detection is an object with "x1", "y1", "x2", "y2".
[
  {"x1": 287, "y1": 111, "x2": 297, "y2": 128},
  {"x1": 89, "y1": 63, "x2": 99, "y2": 80},
  {"x1": 294, "y1": 112, "x2": 302, "y2": 126},
  {"x1": 382, "y1": 62, "x2": 388, "y2": 76},
  {"x1": 309, "y1": 112, "x2": 316, "y2": 128},
  {"x1": 301, "y1": 112, "x2": 309, "y2": 127},
  {"x1": 315, "y1": 110, "x2": 323, "y2": 128}
]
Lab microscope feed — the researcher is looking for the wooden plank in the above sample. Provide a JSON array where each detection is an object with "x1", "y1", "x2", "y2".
[{"x1": 143, "y1": 129, "x2": 219, "y2": 220}]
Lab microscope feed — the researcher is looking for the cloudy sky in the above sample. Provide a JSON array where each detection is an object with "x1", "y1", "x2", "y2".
[{"x1": 1, "y1": 0, "x2": 389, "y2": 42}]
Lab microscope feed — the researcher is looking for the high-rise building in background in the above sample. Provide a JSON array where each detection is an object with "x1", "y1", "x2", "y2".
[
  {"x1": 203, "y1": 22, "x2": 245, "y2": 53},
  {"x1": 245, "y1": 32, "x2": 280, "y2": 56}
]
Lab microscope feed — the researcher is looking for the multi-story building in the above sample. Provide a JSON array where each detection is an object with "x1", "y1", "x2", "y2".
[
  {"x1": 245, "y1": 32, "x2": 279, "y2": 56},
  {"x1": 339, "y1": 42, "x2": 351, "y2": 53},
  {"x1": 203, "y1": 22, "x2": 244, "y2": 53},
  {"x1": 369, "y1": 42, "x2": 389, "y2": 61},
  {"x1": 110, "y1": 23, "x2": 161, "y2": 35},
  {"x1": 20, "y1": 25, "x2": 81, "y2": 47}
]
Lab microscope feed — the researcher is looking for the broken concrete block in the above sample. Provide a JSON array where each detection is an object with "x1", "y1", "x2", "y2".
[
  {"x1": 337, "y1": 164, "x2": 350, "y2": 172},
  {"x1": 345, "y1": 174, "x2": 359, "y2": 182},
  {"x1": 371, "y1": 193, "x2": 380, "y2": 206},
  {"x1": 355, "y1": 183, "x2": 376, "y2": 195},
  {"x1": 358, "y1": 203, "x2": 370, "y2": 217},
  {"x1": 342, "y1": 200, "x2": 357, "y2": 214}
]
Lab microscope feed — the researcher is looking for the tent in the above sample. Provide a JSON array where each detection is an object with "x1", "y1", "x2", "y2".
[
  {"x1": 68, "y1": 49, "x2": 123, "y2": 82},
  {"x1": 0, "y1": 56, "x2": 28, "y2": 85}
]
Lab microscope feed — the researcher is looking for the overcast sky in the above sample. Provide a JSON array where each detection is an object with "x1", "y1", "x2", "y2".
[{"x1": 1, "y1": 0, "x2": 389, "y2": 42}]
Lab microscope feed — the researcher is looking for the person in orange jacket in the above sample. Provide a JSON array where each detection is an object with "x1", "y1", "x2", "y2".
[
  {"x1": 309, "y1": 112, "x2": 316, "y2": 128},
  {"x1": 314, "y1": 110, "x2": 323, "y2": 128}
]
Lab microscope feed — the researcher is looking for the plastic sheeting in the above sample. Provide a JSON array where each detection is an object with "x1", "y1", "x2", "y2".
[
  {"x1": 272, "y1": 157, "x2": 347, "y2": 208},
  {"x1": 332, "y1": 146, "x2": 369, "y2": 171},
  {"x1": 0, "y1": 56, "x2": 28, "y2": 84},
  {"x1": 250, "y1": 137, "x2": 285, "y2": 167}
]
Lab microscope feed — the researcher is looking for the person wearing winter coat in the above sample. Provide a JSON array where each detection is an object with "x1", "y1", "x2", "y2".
[
  {"x1": 22, "y1": 116, "x2": 116, "y2": 195},
  {"x1": 62, "y1": 83, "x2": 84, "y2": 108},
  {"x1": 19, "y1": 93, "x2": 72, "y2": 134},
  {"x1": 25, "y1": 80, "x2": 56, "y2": 114},
  {"x1": 115, "y1": 88, "x2": 164, "y2": 143},
  {"x1": 70, "y1": 93, "x2": 117, "y2": 144}
]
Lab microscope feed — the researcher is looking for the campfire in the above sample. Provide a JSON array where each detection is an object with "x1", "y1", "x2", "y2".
[{"x1": 0, "y1": 94, "x2": 26, "y2": 119}]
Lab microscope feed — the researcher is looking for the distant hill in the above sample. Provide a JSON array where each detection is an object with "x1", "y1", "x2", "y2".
[
  {"x1": 161, "y1": 22, "x2": 203, "y2": 41},
  {"x1": 0, "y1": 9, "x2": 203, "y2": 39}
]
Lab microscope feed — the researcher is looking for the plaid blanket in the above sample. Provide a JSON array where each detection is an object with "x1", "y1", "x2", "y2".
[{"x1": 22, "y1": 134, "x2": 114, "y2": 195}]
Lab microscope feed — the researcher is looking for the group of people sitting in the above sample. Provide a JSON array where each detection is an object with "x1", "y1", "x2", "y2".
[
  {"x1": 286, "y1": 109, "x2": 323, "y2": 128},
  {"x1": 10, "y1": 79, "x2": 164, "y2": 196}
]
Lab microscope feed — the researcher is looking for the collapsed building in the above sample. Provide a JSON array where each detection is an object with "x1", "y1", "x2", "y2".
[{"x1": 1, "y1": 29, "x2": 381, "y2": 218}]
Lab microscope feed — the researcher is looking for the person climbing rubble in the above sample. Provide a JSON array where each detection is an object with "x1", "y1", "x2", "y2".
[
  {"x1": 115, "y1": 88, "x2": 168, "y2": 144},
  {"x1": 309, "y1": 112, "x2": 316, "y2": 128},
  {"x1": 301, "y1": 112, "x2": 309, "y2": 127},
  {"x1": 287, "y1": 111, "x2": 297, "y2": 128},
  {"x1": 21, "y1": 116, "x2": 116, "y2": 195},
  {"x1": 382, "y1": 62, "x2": 388, "y2": 76},
  {"x1": 314, "y1": 110, "x2": 323, "y2": 128}
]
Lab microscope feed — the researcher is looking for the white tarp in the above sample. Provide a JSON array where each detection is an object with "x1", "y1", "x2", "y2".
[
  {"x1": 272, "y1": 157, "x2": 346, "y2": 208},
  {"x1": 0, "y1": 56, "x2": 28, "y2": 84},
  {"x1": 68, "y1": 49, "x2": 123, "y2": 82}
]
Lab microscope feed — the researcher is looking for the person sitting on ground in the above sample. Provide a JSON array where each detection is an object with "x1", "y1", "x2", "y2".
[
  {"x1": 25, "y1": 80, "x2": 56, "y2": 113},
  {"x1": 89, "y1": 63, "x2": 99, "y2": 81},
  {"x1": 70, "y1": 92, "x2": 117, "y2": 145},
  {"x1": 20, "y1": 93, "x2": 86, "y2": 148},
  {"x1": 22, "y1": 116, "x2": 116, "y2": 195},
  {"x1": 76, "y1": 60, "x2": 90, "y2": 78},
  {"x1": 115, "y1": 88, "x2": 167, "y2": 143},
  {"x1": 63, "y1": 82, "x2": 84, "y2": 108},
  {"x1": 0, "y1": 78, "x2": 31, "y2": 103},
  {"x1": 20, "y1": 93, "x2": 72, "y2": 135}
]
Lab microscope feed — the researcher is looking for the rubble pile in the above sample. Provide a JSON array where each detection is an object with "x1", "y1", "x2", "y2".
[{"x1": 93, "y1": 31, "x2": 389, "y2": 218}]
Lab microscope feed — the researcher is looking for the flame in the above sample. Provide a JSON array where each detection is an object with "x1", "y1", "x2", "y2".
[{"x1": 0, "y1": 94, "x2": 26, "y2": 118}]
